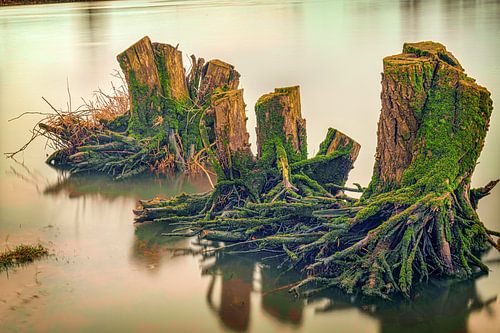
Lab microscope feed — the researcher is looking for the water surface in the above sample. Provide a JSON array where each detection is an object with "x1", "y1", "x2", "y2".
[{"x1": 1, "y1": 1, "x2": 499, "y2": 332}]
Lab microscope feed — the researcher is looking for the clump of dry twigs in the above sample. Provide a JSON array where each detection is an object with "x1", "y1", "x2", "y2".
[{"x1": 5, "y1": 71, "x2": 129, "y2": 161}]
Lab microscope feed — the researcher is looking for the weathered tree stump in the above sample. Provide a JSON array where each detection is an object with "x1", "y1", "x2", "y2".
[
  {"x1": 211, "y1": 89, "x2": 252, "y2": 175},
  {"x1": 197, "y1": 59, "x2": 240, "y2": 105},
  {"x1": 255, "y1": 86, "x2": 307, "y2": 165},
  {"x1": 133, "y1": 41, "x2": 498, "y2": 300},
  {"x1": 292, "y1": 128, "x2": 360, "y2": 191},
  {"x1": 305, "y1": 41, "x2": 499, "y2": 297}
]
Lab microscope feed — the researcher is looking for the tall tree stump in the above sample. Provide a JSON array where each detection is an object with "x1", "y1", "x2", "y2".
[
  {"x1": 255, "y1": 86, "x2": 307, "y2": 165},
  {"x1": 197, "y1": 59, "x2": 240, "y2": 105},
  {"x1": 211, "y1": 89, "x2": 252, "y2": 176},
  {"x1": 308, "y1": 41, "x2": 498, "y2": 297},
  {"x1": 117, "y1": 36, "x2": 163, "y2": 136}
]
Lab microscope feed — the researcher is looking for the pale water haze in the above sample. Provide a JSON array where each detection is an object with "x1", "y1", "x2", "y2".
[{"x1": 0, "y1": 1, "x2": 499, "y2": 332}]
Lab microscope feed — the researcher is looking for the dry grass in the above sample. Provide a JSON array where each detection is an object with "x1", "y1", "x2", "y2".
[{"x1": 5, "y1": 71, "x2": 129, "y2": 159}]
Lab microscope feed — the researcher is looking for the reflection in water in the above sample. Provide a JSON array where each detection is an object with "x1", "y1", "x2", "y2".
[
  {"x1": 131, "y1": 222, "x2": 192, "y2": 273},
  {"x1": 132, "y1": 222, "x2": 498, "y2": 333},
  {"x1": 261, "y1": 264, "x2": 304, "y2": 326},
  {"x1": 310, "y1": 278, "x2": 497, "y2": 333},
  {"x1": 7, "y1": 160, "x2": 211, "y2": 201},
  {"x1": 43, "y1": 172, "x2": 211, "y2": 200},
  {"x1": 204, "y1": 254, "x2": 254, "y2": 332}
]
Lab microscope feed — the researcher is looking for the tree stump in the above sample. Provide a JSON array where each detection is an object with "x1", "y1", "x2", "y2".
[
  {"x1": 255, "y1": 86, "x2": 307, "y2": 165},
  {"x1": 292, "y1": 128, "x2": 360, "y2": 190},
  {"x1": 197, "y1": 59, "x2": 240, "y2": 105},
  {"x1": 211, "y1": 89, "x2": 252, "y2": 175},
  {"x1": 307, "y1": 41, "x2": 498, "y2": 297},
  {"x1": 117, "y1": 36, "x2": 163, "y2": 136}
]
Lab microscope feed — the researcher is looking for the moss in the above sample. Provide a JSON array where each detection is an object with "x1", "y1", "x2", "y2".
[
  {"x1": 105, "y1": 111, "x2": 130, "y2": 132},
  {"x1": 400, "y1": 64, "x2": 491, "y2": 196},
  {"x1": 292, "y1": 148, "x2": 352, "y2": 186},
  {"x1": 255, "y1": 91, "x2": 306, "y2": 166}
]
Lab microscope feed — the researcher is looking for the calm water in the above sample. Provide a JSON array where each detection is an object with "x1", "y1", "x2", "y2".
[{"x1": 1, "y1": 1, "x2": 499, "y2": 332}]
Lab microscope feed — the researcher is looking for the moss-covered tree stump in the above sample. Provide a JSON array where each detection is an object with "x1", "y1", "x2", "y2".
[
  {"x1": 40, "y1": 36, "x2": 245, "y2": 179},
  {"x1": 134, "y1": 41, "x2": 498, "y2": 299},
  {"x1": 302, "y1": 41, "x2": 499, "y2": 297}
]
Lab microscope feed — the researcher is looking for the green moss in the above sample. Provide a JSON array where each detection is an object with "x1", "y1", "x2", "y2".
[
  {"x1": 292, "y1": 148, "x2": 353, "y2": 186},
  {"x1": 255, "y1": 91, "x2": 306, "y2": 166},
  {"x1": 105, "y1": 112, "x2": 130, "y2": 132}
]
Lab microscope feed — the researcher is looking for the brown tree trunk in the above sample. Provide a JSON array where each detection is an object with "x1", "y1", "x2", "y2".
[
  {"x1": 197, "y1": 59, "x2": 240, "y2": 105},
  {"x1": 211, "y1": 89, "x2": 252, "y2": 174},
  {"x1": 152, "y1": 43, "x2": 189, "y2": 102}
]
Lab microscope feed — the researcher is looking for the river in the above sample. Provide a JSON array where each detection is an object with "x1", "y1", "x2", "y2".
[{"x1": 0, "y1": 1, "x2": 499, "y2": 332}]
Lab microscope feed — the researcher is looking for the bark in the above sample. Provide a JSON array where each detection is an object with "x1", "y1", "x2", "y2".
[
  {"x1": 211, "y1": 89, "x2": 252, "y2": 174},
  {"x1": 197, "y1": 59, "x2": 240, "y2": 105},
  {"x1": 152, "y1": 43, "x2": 189, "y2": 102}
]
